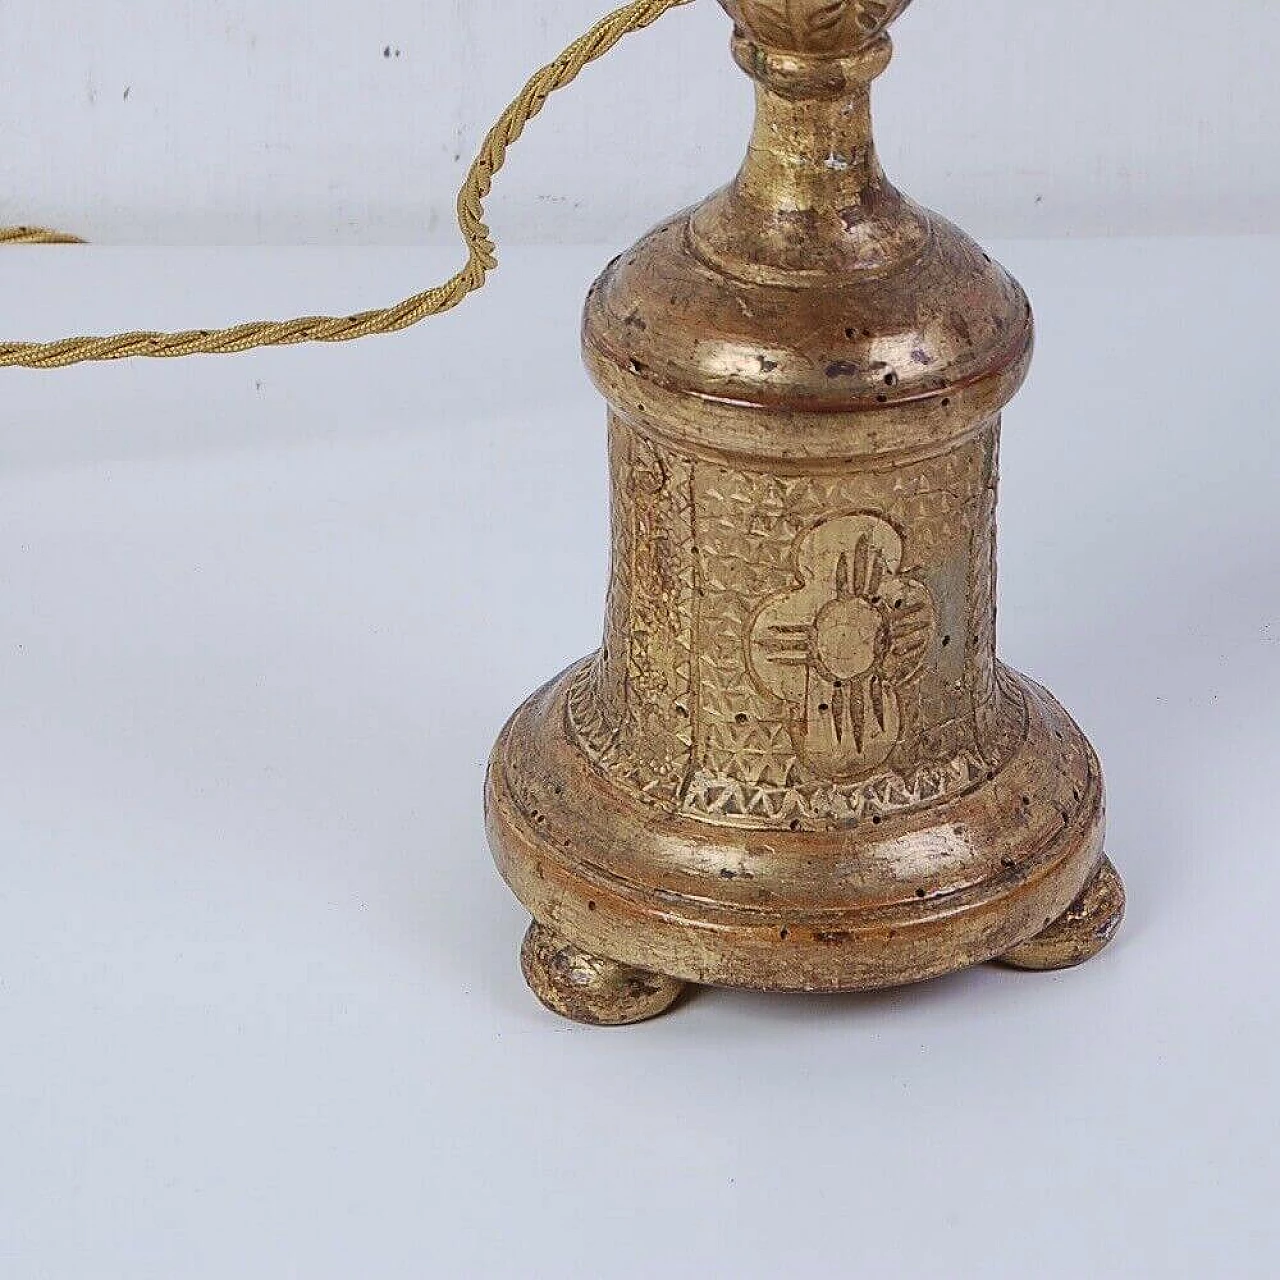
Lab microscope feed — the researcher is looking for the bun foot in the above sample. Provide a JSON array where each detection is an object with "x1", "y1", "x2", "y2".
[
  {"x1": 998, "y1": 857, "x2": 1126, "y2": 972},
  {"x1": 520, "y1": 921, "x2": 687, "y2": 1026}
]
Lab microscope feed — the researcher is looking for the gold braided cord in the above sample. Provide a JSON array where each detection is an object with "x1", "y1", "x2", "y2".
[
  {"x1": 0, "y1": 227, "x2": 86, "y2": 245},
  {"x1": 0, "y1": 0, "x2": 692, "y2": 370}
]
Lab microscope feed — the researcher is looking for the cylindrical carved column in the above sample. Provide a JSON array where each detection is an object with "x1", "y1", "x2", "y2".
[
  {"x1": 487, "y1": 0, "x2": 1124, "y2": 1024},
  {"x1": 567, "y1": 410, "x2": 1016, "y2": 827}
]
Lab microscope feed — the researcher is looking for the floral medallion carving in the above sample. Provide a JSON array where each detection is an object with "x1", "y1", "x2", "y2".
[
  {"x1": 747, "y1": 513, "x2": 934, "y2": 779},
  {"x1": 564, "y1": 417, "x2": 1023, "y2": 830}
]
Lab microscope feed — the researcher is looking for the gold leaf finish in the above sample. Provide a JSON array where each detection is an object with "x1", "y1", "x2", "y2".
[
  {"x1": 520, "y1": 922, "x2": 686, "y2": 1025},
  {"x1": 747, "y1": 513, "x2": 935, "y2": 779},
  {"x1": 489, "y1": 0, "x2": 1124, "y2": 1022},
  {"x1": 723, "y1": 0, "x2": 914, "y2": 55}
]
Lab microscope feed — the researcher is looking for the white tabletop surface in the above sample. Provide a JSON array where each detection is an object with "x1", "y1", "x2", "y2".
[{"x1": 1, "y1": 237, "x2": 1277, "y2": 1278}]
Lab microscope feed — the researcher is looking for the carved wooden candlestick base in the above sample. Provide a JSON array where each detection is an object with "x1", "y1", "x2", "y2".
[{"x1": 486, "y1": 0, "x2": 1125, "y2": 1024}]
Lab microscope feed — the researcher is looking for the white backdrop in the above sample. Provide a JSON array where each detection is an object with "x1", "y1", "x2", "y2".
[
  {"x1": 2, "y1": 0, "x2": 1277, "y2": 246},
  {"x1": 2, "y1": 239, "x2": 1279, "y2": 1277}
]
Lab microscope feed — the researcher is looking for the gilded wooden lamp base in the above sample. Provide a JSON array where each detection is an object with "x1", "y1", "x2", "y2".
[
  {"x1": 489, "y1": 668, "x2": 1123, "y2": 1023},
  {"x1": 487, "y1": 0, "x2": 1125, "y2": 1024}
]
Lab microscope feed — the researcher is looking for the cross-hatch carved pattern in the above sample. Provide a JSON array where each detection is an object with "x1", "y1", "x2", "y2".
[
  {"x1": 971, "y1": 451, "x2": 1002, "y2": 746},
  {"x1": 568, "y1": 418, "x2": 1025, "y2": 830},
  {"x1": 568, "y1": 421, "x2": 695, "y2": 806}
]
